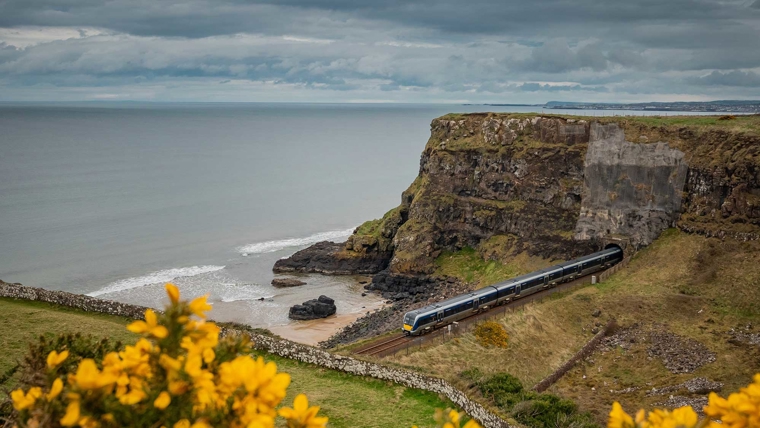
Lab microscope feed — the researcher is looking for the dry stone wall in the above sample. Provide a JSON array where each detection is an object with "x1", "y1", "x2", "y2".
[{"x1": 0, "y1": 280, "x2": 512, "y2": 428}]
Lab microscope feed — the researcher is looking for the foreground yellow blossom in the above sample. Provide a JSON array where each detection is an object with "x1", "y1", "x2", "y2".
[
  {"x1": 428, "y1": 408, "x2": 481, "y2": 428},
  {"x1": 11, "y1": 387, "x2": 42, "y2": 411},
  {"x1": 166, "y1": 282, "x2": 181, "y2": 304},
  {"x1": 704, "y1": 373, "x2": 760, "y2": 428},
  {"x1": 608, "y1": 375, "x2": 760, "y2": 428},
  {"x1": 279, "y1": 394, "x2": 328, "y2": 428},
  {"x1": 47, "y1": 349, "x2": 70, "y2": 369},
  {"x1": 10, "y1": 284, "x2": 326, "y2": 428},
  {"x1": 127, "y1": 308, "x2": 169, "y2": 338}
]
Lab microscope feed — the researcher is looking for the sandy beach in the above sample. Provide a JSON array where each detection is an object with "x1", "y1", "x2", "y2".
[{"x1": 270, "y1": 298, "x2": 386, "y2": 346}]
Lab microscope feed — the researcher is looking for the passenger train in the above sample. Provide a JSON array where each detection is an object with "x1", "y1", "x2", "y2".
[{"x1": 402, "y1": 246, "x2": 623, "y2": 335}]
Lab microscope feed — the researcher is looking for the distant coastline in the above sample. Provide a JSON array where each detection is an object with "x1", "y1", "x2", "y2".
[{"x1": 475, "y1": 99, "x2": 760, "y2": 113}]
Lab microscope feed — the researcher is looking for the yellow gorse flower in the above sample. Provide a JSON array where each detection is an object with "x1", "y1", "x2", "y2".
[
  {"x1": 60, "y1": 400, "x2": 80, "y2": 427},
  {"x1": 166, "y1": 283, "x2": 180, "y2": 304},
  {"x1": 279, "y1": 394, "x2": 328, "y2": 428},
  {"x1": 430, "y1": 408, "x2": 481, "y2": 428},
  {"x1": 47, "y1": 349, "x2": 70, "y2": 369},
  {"x1": 704, "y1": 373, "x2": 760, "y2": 428},
  {"x1": 609, "y1": 402, "x2": 636, "y2": 428},
  {"x1": 608, "y1": 377, "x2": 760, "y2": 428},
  {"x1": 188, "y1": 295, "x2": 212, "y2": 319},
  {"x1": 11, "y1": 387, "x2": 42, "y2": 410},
  {"x1": 127, "y1": 308, "x2": 169, "y2": 339},
  {"x1": 47, "y1": 378, "x2": 64, "y2": 401},
  {"x1": 10, "y1": 283, "x2": 327, "y2": 428}
]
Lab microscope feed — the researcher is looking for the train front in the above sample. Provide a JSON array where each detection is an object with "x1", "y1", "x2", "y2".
[{"x1": 402, "y1": 312, "x2": 416, "y2": 335}]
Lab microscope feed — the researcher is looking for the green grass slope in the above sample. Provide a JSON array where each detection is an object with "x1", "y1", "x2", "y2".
[{"x1": 0, "y1": 298, "x2": 453, "y2": 428}]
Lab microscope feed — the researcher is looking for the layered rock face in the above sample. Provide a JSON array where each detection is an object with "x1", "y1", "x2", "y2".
[
  {"x1": 387, "y1": 116, "x2": 595, "y2": 277},
  {"x1": 575, "y1": 123, "x2": 689, "y2": 248},
  {"x1": 276, "y1": 114, "x2": 760, "y2": 292}
]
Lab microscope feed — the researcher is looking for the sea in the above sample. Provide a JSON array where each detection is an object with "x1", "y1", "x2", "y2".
[{"x1": 0, "y1": 102, "x2": 721, "y2": 328}]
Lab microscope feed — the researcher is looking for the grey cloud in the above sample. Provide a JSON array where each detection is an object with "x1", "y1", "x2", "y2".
[
  {"x1": 518, "y1": 41, "x2": 609, "y2": 73},
  {"x1": 692, "y1": 70, "x2": 760, "y2": 87},
  {"x1": 1, "y1": 0, "x2": 760, "y2": 101}
]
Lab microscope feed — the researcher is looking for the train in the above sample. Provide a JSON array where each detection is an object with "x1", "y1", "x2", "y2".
[{"x1": 402, "y1": 246, "x2": 623, "y2": 335}]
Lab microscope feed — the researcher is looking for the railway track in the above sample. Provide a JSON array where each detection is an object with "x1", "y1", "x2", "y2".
[
  {"x1": 351, "y1": 267, "x2": 619, "y2": 358},
  {"x1": 353, "y1": 334, "x2": 411, "y2": 357}
]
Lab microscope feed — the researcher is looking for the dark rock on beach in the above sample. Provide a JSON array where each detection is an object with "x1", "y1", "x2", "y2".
[
  {"x1": 288, "y1": 295, "x2": 337, "y2": 320},
  {"x1": 271, "y1": 278, "x2": 306, "y2": 288},
  {"x1": 273, "y1": 241, "x2": 390, "y2": 275}
]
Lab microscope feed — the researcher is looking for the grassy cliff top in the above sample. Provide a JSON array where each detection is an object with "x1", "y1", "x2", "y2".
[
  {"x1": 0, "y1": 298, "x2": 453, "y2": 428},
  {"x1": 438, "y1": 112, "x2": 760, "y2": 136}
]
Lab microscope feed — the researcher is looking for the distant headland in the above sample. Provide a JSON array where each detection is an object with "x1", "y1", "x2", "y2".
[{"x1": 474, "y1": 99, "x2": 760, "y2": 113}]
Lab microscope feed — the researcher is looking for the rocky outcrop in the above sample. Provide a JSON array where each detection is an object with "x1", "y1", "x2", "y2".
[
  {"x1": 276, "y1": 114, "x2": 760, "y2": 294},
  {"x1": 273, "y1": 241, "x2": 390, "y2": 275},
  {"x1": 271, "y1": 278, "x2": 306, "y2": 288},
  {"x1": 575, "y1": 123, "x2": 689, "y2": 248},
  {"x1": 288, "y1": 295, "x2": 337, "y2": 320}
]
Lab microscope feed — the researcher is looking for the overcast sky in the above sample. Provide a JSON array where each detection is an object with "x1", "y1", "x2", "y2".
[{"x1": 1, "y1": 0, "x2": 760, "y2": 103}]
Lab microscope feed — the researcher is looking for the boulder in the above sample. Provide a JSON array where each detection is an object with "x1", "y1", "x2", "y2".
[
  {"x1": 288, "y1": 295, "x2": 337, "y2": 320},
  {"x1": 271, "y1": 278, "x2": 306, "y2": 288}
]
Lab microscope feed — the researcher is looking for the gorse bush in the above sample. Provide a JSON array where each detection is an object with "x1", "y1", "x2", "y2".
[
  {"x1": 9, "y1": 284, "x2": 328, "y2": 428},
  {"x1": 608, "y1": 373, "x2": 760, "y2": 428},
  {"x1": 473, "y1": 321, "x2": 508, "y2": 349}
]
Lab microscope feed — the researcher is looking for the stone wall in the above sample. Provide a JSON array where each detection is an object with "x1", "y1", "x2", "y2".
[
  {"x1": 0, "y1": 280, "x2": 512, "y2": 428},
  {"x1": 532, "y1": 319, "x2": 616, "y2": 393},
  {"x1": 0, "y1": 280, "x2": 149, "y2": 319}
]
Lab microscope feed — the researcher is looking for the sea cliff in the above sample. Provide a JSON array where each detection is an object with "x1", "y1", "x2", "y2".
[{"x1": 277, "y1": 114, "x2": 760, "y2": 299}]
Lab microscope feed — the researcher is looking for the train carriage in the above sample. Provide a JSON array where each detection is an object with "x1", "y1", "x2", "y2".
[{"x1": 402, "y1": 246, "x2": 623, "y2": 336}]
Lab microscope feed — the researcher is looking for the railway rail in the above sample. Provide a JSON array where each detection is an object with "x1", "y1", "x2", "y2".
[{"x1": 352, "y1": 266, "x2": 619, "y2": 358}]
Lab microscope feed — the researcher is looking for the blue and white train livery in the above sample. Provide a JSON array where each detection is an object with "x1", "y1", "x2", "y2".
[{"x1": 402, "y1": 246, "x2": 623, "y2": 335}]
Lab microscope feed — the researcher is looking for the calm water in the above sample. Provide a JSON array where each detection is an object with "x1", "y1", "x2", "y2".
[{"x1": 0, "y1": 103, "x2": 718, "y2": 327}]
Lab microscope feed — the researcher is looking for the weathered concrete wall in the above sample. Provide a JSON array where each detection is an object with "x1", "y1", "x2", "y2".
[
  {"x1": 0, "y1": 281, "x2": 512, "y2": 428},
  {"x1": 575, "y1": 123, "x2": 689, "y2": 248}
]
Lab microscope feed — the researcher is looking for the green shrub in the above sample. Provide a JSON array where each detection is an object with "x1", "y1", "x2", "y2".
[{"x1": 469, "y1": 372, "x2": 599, "y2": 428}]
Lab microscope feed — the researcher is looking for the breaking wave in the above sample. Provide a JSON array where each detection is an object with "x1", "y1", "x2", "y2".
[
  {"x1": 88, "y1": 265, "x2": 226, "y2": 297},
  {"x1": 238, "y1": 228, "x2": 354, "y2": 255}
]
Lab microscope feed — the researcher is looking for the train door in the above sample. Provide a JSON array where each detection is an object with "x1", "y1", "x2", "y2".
[
  {"x1": 436, "y1": 311, "x2": 444, "y2": 323},
  {"x1": 473, "y1": 299, "x2": 479, "y2": 311},
  {"x1": 515, "y1": 284, "x2": 521, "y2": 297},
  {"x1": 543, "y1": 275, "x2": 549, "y2": 287}
]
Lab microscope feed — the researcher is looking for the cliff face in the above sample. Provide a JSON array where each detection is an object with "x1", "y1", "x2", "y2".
[
  {"x1": 387, "y1": 116, "x2": 594, "y2": 277},
  {"x1": 276, "y1": 114, "x2": 760, "y2": 291},
  {"x1": 575, "y1": 123, "x2": 689, "y2": 248}
]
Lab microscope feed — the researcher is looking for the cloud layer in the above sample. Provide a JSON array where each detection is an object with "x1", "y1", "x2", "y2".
[{"x1": 1, "y1": 0, "x2": 759, "y2": 102}]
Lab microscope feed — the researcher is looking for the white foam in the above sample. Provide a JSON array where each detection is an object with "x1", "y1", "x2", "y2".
[
  {"x1": 88, "y1": 265, "x2": 226, "y2": 297},
  {"x1": 238, "y1": 228, "x2": 355, "y2": 255}
]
